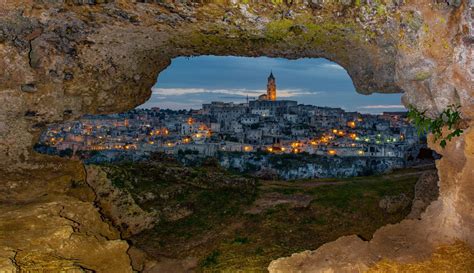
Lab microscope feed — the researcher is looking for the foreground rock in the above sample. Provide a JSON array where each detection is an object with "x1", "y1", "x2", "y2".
[
  {"x1": 86, "y1": 165, "x2": 157, "y2": 237},
  {"x1": 379, "y1": 193, "x2": 411, "y2": 214},
  {"x1": 0, "y1": 158, "x2": 133, "y2": 272},
  {"x1": 407, "y1": 169, "x2": 440, "y2": 219}
]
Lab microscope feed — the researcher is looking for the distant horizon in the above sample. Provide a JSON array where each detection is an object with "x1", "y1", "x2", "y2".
[
  {"x1": 138, "y1": 56, "x2": 406, "y2": 114},
  {"x1": 136, "y1": 103, "x2": 408, "y2": 115}
]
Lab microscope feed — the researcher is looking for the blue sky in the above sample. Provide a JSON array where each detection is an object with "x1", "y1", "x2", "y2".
[{"x1": 139, "y1": 56, "x2": 405, "y2": 114}]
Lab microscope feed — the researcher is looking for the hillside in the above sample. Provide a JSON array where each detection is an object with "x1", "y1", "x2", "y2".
[{"x1": 88, "y1": 160, "x2": 437, "y2": 272}]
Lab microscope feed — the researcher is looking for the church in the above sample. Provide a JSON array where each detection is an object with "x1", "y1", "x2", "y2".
[
  {"x1": 258, "y1": 71, "x2": 277, "y2": 101},
  {"x1": 250, "y1": 71, "x2": 297, "y2": 116}
]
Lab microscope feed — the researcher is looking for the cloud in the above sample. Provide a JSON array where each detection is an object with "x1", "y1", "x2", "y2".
[
  {"x1": 320, "y1": 63, "x2": 345, "y2": 70},
  {"x1": 151, "y1": 87, "x2": 320, "y2": 98},
  {"x1": 358, "y1": 105, "x2": 406, "y2": 109}
]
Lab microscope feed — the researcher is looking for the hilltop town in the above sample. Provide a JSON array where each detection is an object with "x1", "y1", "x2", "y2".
[{"x1": 38, "y1": 72, "x2": 426, "y2": 177}]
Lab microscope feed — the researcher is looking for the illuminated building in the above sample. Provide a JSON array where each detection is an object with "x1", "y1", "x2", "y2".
[{"x1": 267, "y1": 71, "x2": 276, "y2": 101}]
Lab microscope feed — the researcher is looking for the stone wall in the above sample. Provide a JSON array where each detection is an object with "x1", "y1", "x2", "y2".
[{"x1": 0, "y1": 0, "x2": 472, "y2": 272}]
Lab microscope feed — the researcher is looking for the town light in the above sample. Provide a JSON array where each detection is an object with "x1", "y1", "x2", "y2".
[
  {"x1": 332, "y1": 129, "x2": 338, "y2": 134},
  {"x1": 328, "y1": 150, "x2": 337, "y2": 155},
  {"x1": 358, "y1": 150, "x2": 364, "y2": 155},
  {"x1": 244, "y1": 146, "x2": 253, "y2": 152},
  {"x1": 347, "y1": 121, "x2": 356, "y2": 128},
  {"x1": 291, "y1": 142, "x2": 300, "y2": 148}
]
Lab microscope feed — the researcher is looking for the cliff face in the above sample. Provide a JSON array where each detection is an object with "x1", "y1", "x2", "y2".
[
  {"x1": 0, "y1": 0, "x2": 473, "y2": 272},
  {"x1": 219, "y1": 153, "x2": 407, "y2": 179}
]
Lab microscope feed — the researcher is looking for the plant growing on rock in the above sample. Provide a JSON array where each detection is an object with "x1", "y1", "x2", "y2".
[{"x1": 407, "y1": 104, "x2": 464, "y2": 148}]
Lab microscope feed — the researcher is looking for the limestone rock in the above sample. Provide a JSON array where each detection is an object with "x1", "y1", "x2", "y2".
[
  {"x1": 86, "y1": 165, "x2": 158, "y2": 238},
  {"x1": 407, "y1": 170, "x2": 439, "y2": 219},
  {"x1": 379, "y1": 193, "x2": 411, "y2": 213}
]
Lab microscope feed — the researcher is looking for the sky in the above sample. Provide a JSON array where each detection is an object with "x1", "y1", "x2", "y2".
[{"x1": 139, "y1": 56, "x2": 405, "y2": 114}]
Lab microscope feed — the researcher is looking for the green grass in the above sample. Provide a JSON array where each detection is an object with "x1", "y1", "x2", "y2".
[
  {"x1": 112, "y1": 162, "x2": 424, "y2": 272},
  {"x1": 197, "y1": 172, "x2": 419, "y2": 272}
]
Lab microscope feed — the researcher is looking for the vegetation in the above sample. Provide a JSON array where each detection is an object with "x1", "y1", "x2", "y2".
[
  {"x1": 116, "y1": 160, "x2": 426, "y2": 272},
  {"x1": 408, "y1": 104, "x2": 464, "y2": 148}
]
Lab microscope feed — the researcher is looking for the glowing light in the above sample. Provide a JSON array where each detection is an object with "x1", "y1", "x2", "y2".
[
  {"x1": 358, "y1": 150, "x2": 364, "y2": 155},
  {"x1": 291, "y1": 142, "x2": 301, "y2": 148},
  {"x1": 347, "y1": 121, "x2": 356, "y2": 128},
  {"x1": 244, "y1": 146, "x2": 253, "y2": 152},
  {"x1": 267, "y1": 147, "x2": 273, "y2": 152},
  {"x1": 332, "y1": 129, "x2": 338, "y2": 134},
  {"x1": 349, "y1": 133, "x2": 357, "y2": 139},
  {"x1": 328, "y1": 150, "x2": 337, "y2": 155}
]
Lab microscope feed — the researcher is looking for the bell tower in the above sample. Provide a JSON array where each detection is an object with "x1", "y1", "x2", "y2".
[{"x1": 267, "y1": 71, "x2": 277, "y2": 101}]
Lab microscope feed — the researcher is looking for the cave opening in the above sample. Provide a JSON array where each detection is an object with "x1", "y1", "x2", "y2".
[{"x1": 33, "y1": 55, "x2": 439, "y2": 271}]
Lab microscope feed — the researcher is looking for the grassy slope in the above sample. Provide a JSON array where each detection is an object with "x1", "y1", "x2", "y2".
[
  {"x1": 123, "y1": 162, "x2": 424, "y2": 272},
  {"x1": 202, "y1": 173, "x2": 419, "y2": 272}
]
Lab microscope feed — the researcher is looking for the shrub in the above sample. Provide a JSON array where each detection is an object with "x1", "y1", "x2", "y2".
[{"x1": 408, "y1": 104, "x2": 464, "y2": 148}]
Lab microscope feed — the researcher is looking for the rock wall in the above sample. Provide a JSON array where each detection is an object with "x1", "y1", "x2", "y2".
[
  {"x1": 219, "y1": 153, "x2": 406, "y2": 180},
  {"x1": 0, "y1": 0, "x2": 472, "y2": 272},
  {"x1": 86, "y1": 165, "x2": 158, "y2": 238}
]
